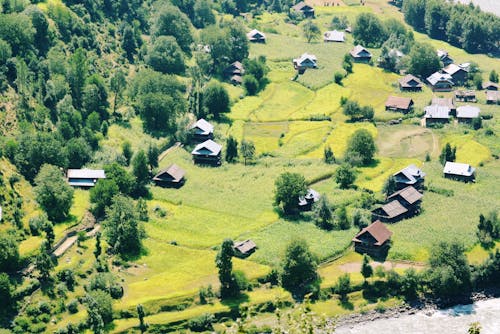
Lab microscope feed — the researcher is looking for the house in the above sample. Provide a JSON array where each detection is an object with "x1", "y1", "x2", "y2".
[
  {"x1": 190, "y1": 118, "x2": 214, "y2": 142},
  {"x1": 431, "y1": 97, "x2": 456, "y2": 114},
  {"x1": 224, "y1": 61, "x2": 244, "y2": 83},
  {"x1": 437, "y1": 49, "x2": 453, "y2": 66},
  {"x1": 350, "y1": 45, "x2": 372, "y2": 62},
  {"x1": 230, "y1": 75, "x2": 242, "y2": 86},
  {"x1": 191, "y1": 139, "x2": 222, "y2": 166},
  {"x1": 352, "y1": 220, "x2": 393, "y2": 258},
  {"x1": 385, "y1": 96, "x2": 414, "y2": 113},
  {"x1": 486, "y1": 90, "x2": 500, "y2": 105},
  {"x1": 323, "y1": 30, "x2": 345, "y2": 42},
  {"x1": 298, "y1": 188, "x2": 320, "y2": 211},
  {"x1": 387, "y1": 186, "x2": 423, "y2": 214},
  {"x1": 456, "y1": 105, "x2": 480, "y2": 123},
  {"x1": 454, "y1": 90, "x2": 476, "y2": 102},
  {"x1": 399, "y1": 74, "x2": 423, "y2": 92},
  {"x1": 426, "y1": 72, "x2": 454, "y2": 92},
  {"x1": 67, "y1": 169, "x2": 106, "y2": 188},
  {"x1": 442, "y1": 64, "x2": 469, "y2": 85},
  {"x1": 423, "y1": 105, "x2": 450, "y2": 126},
  {"x1": 345, "y1": 26, "x2": 352, "y2": 33},
  {"x1": 292, "y1": 1, "x2": 315, "y2": 18},
  {"x1": 233, "y1": 239, "x2": 257, "y2": 258},
  {"x1": 482, "y1": 81, "x2": 499, "y2": 91},
  {"x1": 371, "y1": 200, "x2": 408, "y2": 223},
  {"x1": 393, "y1": 164, "x2": 426, "y2": 190},
  {"x1": 247, "y1": 29, "x2": 266, "y2": 43},
  {"x1": 293, "y1": 53, "x2": 317, "y2": 73},
  {"x1": 443, "y1": 162, "x2": 476, "y2": 183},
  {"x1": 152, "y1": 164, "x2": 185, "y2": 188}
]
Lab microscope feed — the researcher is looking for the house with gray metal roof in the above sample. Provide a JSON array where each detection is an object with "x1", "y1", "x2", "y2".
[
  {"x1": 190, "y1": 118, "x2": 214, "y2": 141},
  {"x1": 443, "y1": 64, "x2": 468, "y2": 84},
  {"x1": 423, "y1": 105, "x2": 450, "y2": 127},
  {"x1": 426, "y1": 72, "x2": 454, "y2": 91},
  {"x1": 67, "y1": 169, "x2": 106, "y2": 188},
  {"x1": 456, "y1": 105, "x2": 480, "y2": 123},
  {"x1": 247, "y1": 29, "x2": 266, "y2": 43},
  {"x1": 293, "y1": 53, "x2": 317, "y2": 73},
  {"x1": 233, "y1": 239, "x2": 257, "y2": 258},
  {"x1": 191, "y1": 139, "x2": 222, "y2": 166},
  {"x1": 393, "y1": 164, "x2": 426, "y2": 191},
  {"x1": 350, "y1": 45, "x2": 372, "y2": 62},
  {"x1": 298, "y1": 188, "x2": 320, "y2": 211},
  {"x1": 323, "y1": 30, "x2": 345, "y2": 42},
  {"x1": 153, "y1": 164, "x2": 186, "y2": 188},
  {"x1": 443, "y1": 162, "x2": 475, "y2": 183}
]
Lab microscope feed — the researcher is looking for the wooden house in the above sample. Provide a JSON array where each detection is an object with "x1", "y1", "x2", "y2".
[
  {"x1": 224, "y1": 61, "x2": 244, "y2": 84},
  {"x1": 350, "y1": 45, "x2": 372, "y2": 62},
  {"x1": 442, "y1": 64, "x2": 469, "y2": 85},
  {"x1": 152, "y1": 164, "x2": 185, "y2": 188},
  {"x1": 247, "y1": 29, "x2": 266, "y2": 43},
  {"x1": 372, "y1": 200, "x2": 409, "y2": 223},
  {"x1": 292, "y1": 1, "x2": 315, "y2": 18},
  {"x1": 298, "y1": 188, "x2": 320, "y2": 211},
  {"x1": 393, "y1": 165, "x2": 425, "y2": 191},
  {"x1": 437, "y1": 49, "x2": 453, "y2": 66},
  {"x1": 423, "y1": 105, "x2": 450, "y2": 127},
  {"x1": 399, "y1": 74, "x2": 423, "y2": 92},
  {"x1": 443, "y1": 162, "x2": 475, "y2": 183},
  {"x1": 456, "y1": 105, "x2": 480, "y2": 124},
  {"x1": 431, "y1": 97, "x2": 456, "y2": 115},
  {"x1": 190, "y1": 118, "x2": 214, "y2": 142},
  {"x1": 323, "y1": 30, "x2": 345, "y2": 42},
  {"x1": 387, "y1": 186, "x2": 423, "y2": 214},
  {"x1": 385, "y1": 96, "x2": 414, "y2": 113},
  {"x1": 426, "y1": 72, "x2": 454, "y2": 92},
  {"x1": 191, "y1": 139, "x2": 222, "y2": 166},
  {"x1": 293, "y1": 53, "x2": 317, "y2": 73},
  {"x1": 352, "y1": 220, "x2": 393, "y2": 258},
  {"x1": 67, "y1": 169, "x2": 106, "y2": 188},
  {"x1": 454, "y1": 90, "x2": 476, "y2": 102},
  {"x1": 482, "y1": 81, "x2": 499, "y2": 91},
  {"x1": 486, "y1": 90, "x2": 499, "y2": 105},
  {"x1": 233, "y1": 239, "x2": 257, "y2": 258}
]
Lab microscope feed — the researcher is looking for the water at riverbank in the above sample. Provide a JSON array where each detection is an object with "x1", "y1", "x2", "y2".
[
  {"x1": 336, "y1": 298, "x2": 500, "y2": 334},
  {"x1": 455, "y1": 0, "x2": 500, "y2": 16}
]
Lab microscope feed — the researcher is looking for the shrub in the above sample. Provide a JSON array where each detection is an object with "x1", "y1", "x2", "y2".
[
  {"x1": 109, "y1": 283, "x2": 124, "y2": 299},
  {"x1": 67, "y1": 299, "x2": 79, "y2": 314},
  {"x1": 233, "y1": 270, "x2": 250, "y2": 291},
  {"x1": 187, "y1": 313, "x2": 215, "y2": 332},
  {"x1": 334, "y1": 71, "x2": 344, "y2": 85}
]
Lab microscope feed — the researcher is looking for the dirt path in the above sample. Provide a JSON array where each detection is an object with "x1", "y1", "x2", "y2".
[
  {"x1": 338, "y1": 260, "x2": 426, "y2": 273},
  {"x1": 158, "y1": 142, "x2": 181, "y2": 162}
]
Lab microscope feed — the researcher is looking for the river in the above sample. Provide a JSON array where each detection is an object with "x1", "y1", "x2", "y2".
[
  {"x1": 455, "y1": 0, "x2": 500, "y2": 16},
  {"x1": 336, "y1": 298, "x2": 500, "y2": 334}
]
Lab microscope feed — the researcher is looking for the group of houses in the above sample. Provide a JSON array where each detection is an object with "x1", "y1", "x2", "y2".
[{"x1": 423, "y1": 97, "x2": 481, "y2": 127}]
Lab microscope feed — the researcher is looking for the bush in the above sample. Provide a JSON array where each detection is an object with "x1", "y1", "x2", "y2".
[
  {"x1": 67, "y1": 299, "x2": 79, "y2": 314},
  {"x1": 187, "y1": 313, "x2": 215, "y2": 332},
  {"x1": 109, "y1": 283, "x2": 124, "y2": 299},
  {"x1": 334, "y1": 71, "x2": 344, "y2": 85},
  {"x1": 233, "y1": 270, "x2": 250, "y2": 291}
]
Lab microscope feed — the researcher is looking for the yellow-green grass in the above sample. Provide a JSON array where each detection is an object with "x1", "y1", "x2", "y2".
[
  {"x1": 223, "y1": 82, "x2": 244, "y2": 102},
  {"x1": 376, "y1": 125, "x2": 436, "y2": 159},
  {"x1": 299, "y1": 83, "x2": 350, "y2": 122},
  {"x1": 101, "y1": 117, "x2": 161, "y2": 153},
  {"x1": 441, "y1": 133, "x2": 491, "y2": 166},
  {"x1": 356, "y1": 157, "x2": 422, "y2": 192},
  {"x1": 243, "y1": 121, "x2": 289, "y2": 154},
  {"x1": 319, "y1": 251, "x2": 364, "y2": 288},
  {"x1": 278, "y1": 121, "x2": 331, "y2": 158},
  {"x1": 388, "y1": 160, "x2": 500, "y2": 262},
  {"x1": 119, "y1": 238, "x2": 269, "y2": 309},
  {"x1": 466, "y1": 242, "x2": 500, "y2": 266},
  {"x1": 304, "y1": 122, "x2": 378, "y2": 159},
  {"x1": 55, "y1": 236, "x2": 96, "y2": 274}
]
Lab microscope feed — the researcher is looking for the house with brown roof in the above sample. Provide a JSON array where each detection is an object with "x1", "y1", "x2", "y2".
[
  {"x1": 224, "y1": 61, "x2": 244, "y2": 85},
  {"x1": 298, "y1": 188, "x2": 320, "y2": 211},
  {"x1": 454, "y1": 90, "x2": 476, "y2": 102},
  {"x1": 191, "y1": 139, "x2": 222, "y2": 166},
  {"x1": 292, "y1": 1, "x2": 315, "y2": 18},
  {"x1": 247, "y1": 29, "x2": 266, "y2": 43},
  {"x1": 385, "y1": 96, "x2": 414, "y2": 113},
  {"x1": 399, "y1": 74, "x2": 423, "y2": 92},
  {"x1": 442, "y1": 64, "x2": 469, "y2": 85},
  {"x1": 152, "y1": 164, "x2": 186, "y2": 188},
  {"x1": 352, "y1": 220, "x2": 392, "y2": 258},
  {"x1": 486, "y1": 90, "x2": 500, "y2": 105},
  {"x1": 350, "y1": 45, "x2": 372, "y2": 62},
  {"x1": 443, "y1": 162, "x2": 475, "y2": 183},
  {"x1": 387, "y1": 186, "x2": 423, "y2": 214},
  {"x1": 427, "y1": 72, "x2": 454, "y2": 92},
  {"x1": 393, "y1": 165, "x2": 426, "y2": 191},
  {"x1": 482, "y1": 81, "x2": 499, "y2": 91},
  {"x1": 456, "y1": 105, "x2": 480, "y2": 124},
  {"x1": 372, "y1": 200, "x2": 409, "y2": 223},
  {"x1": 437, "y1": 49, "x2": 453, "y2": 66},
  {"x1": 233, "y1": 239, "x2": 257, "y2": 258}
]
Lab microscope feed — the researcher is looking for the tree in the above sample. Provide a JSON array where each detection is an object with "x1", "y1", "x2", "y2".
[
  {"x1": 86, "y1": 290, "x2": 113, "y2": 327},
  {"x1": 243, "y1": 75, "x2": 259, "y2": 96},
  {"x1": 147, "y1": 143, "x2": 159, "y2": 170},
  {"x1": 83, "y1": 74, "x2": 109, "y2": 120},
  {"x1": 426, "y1": 241, "x2": 471, "y2": 298},
  {"x1": 240, "y1": 140, "x2": 255, "y2": 166},
  {"x1": 0, "y1": 273, "x2": 12, "y2": 313},
  {"x1": 110, "y1": 69, "x2": 126, "y2": 114},
  {"x1": 324, "y1": 146, "x2": 335, "y2": 164},
  {"x1": 353, "y1": 12, "x2": 388, "y2": 48},
  {"x1": 202, "y1": 81, "x2": 230, "y2": 119},
  {"x1": 122, "y1": 24, "x2": 137, "y2": 61},
  {"x1": 132, "y1": 150, "x2": 149, "y2": 192},
  {"x1": 151, "y1": 3, "x2": 194, "y2": 55},
  {"x1": 424, "y1": 0, "x2": 450, "y2": 40},
  {"x1": 67, "y1": 48, "x2": 88, "y2": 109},
  {"x1": 489, "y1": 70, "x2": 499, "y2": 83},
  {"x1": 147, "y1": 36, "x2": 185, "y2": 74},
  {"x1": 0, "y1": 13, "x2": 35, "y2": 56},
  {"x1": 274, "y1": 172, "x2": 307, "y2": 215},
  {"x1": 302, "y1": 20, "x2": 320, "y2": 43},
  {"x1": 439, "y1": 143, "x2": 456, "y2": 165},
  {"x1": 137, "y1": 199, "x2": 149, "y2": 222},
  {"x1": 90, "y1": 179, "x2": 119, "y2": 218},
  {"x1": 361, "y1": 254, "x2": 373, "y2": 283},
  {"x1": 313, "y1": 195, "x2": 334, "y2": 230},
  {"x1": 468, "y1": 322, "x2": 481, "y2": 334},
  {"x1": 472, "y1": 117, "x2": 482, "y2": 131},
  {"x1": 400, "y1": 268, "x2": 420, "y2": 300},
  {"x1": 94, "y1": 232, "x2": 102, "y2": 260},
  {"x1": 36, "y1": 243, "x2": 55, "y2": 283},
  {"x1": 403, "y1": 0, "x2": 427, "y2": 31},
  {"x1": 335, "y1": 206, "x2": 351, "y2": 230},
  {"x1": 334, "y1": 164, "x2": 356, "y2": 189},
  {"x1": 336, "y1": 273, "x2": 351, "y2": 302},
  {"x1": 104, "y1": 195, "x2": 143, "y2": 256},
  {"x1": 352, "y1": 209, "x2": 370, "y2": 230},
  {"x1": 281, "y1": 239, "x2": 320, "y2": 300},
  {"x1": 477, "y1": 211, "x2": 499, "y2": 248},
  {"x1": 66, "y1": 137, "x2": 92, "y2": 169},
  {"x1": 345, "y1": 129, "x2": 376, "y2": 166},
  {"x1": 215, "y1": 239, "x2": 237, "y2": 299},
  {"x1": 225, "y1": 136, "x2": 238, "y2": 163},
  {"x1": 408, "y1": 42, "x2": 441, "y2": 78},
  {"x1": 193, "y1": 0, "x2": 215, "y2": 28},
  {"x1": 122, "y1": 141, "x2": 133, "y2": 166},
  {"x1": 104, "y1": 163, "x2": 136, "y2": 196},
  {"x1": 382, "y1": 175, "x2": 397, "y2": 197},
  {"x1": 34, "y1": 164, "x2": 74, "y2": 223},
  {"x1": 137, "y1": 92, "x2": 183, "y2": 134},
  {"x1": 0, "y1": 234, "x2": 20, "y2": 272},
  {"x1": 330, "y1": 15, "x2": 349, "y2": 30},
  {"x1": 342, "y1": 54, "x2": 353, "y2": 74},
  {"x1": 137, "y1": 304, "x2": 148, "y2": 333},
  {"x1": 342, "y1": 100, "x2": 374, "y2": 122}
]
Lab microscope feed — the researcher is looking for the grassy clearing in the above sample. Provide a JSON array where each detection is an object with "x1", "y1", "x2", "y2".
[
  {"x1": 441, "y1": 132, "x2": 491, "y2": 166},
  {"x1": 376, "y1": 125, "x2": 435, "y2": 159},
  {"x1": 243, "y1": 121, "x2": 289, "y2": 154},
  {"x1": 101, "y1": 117, "x2": 161, "y2": 154}
]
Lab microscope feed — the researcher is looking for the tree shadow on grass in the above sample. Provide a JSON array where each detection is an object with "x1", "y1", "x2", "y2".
[
  {"x1": 339, "y1": 298, "x2": 354, "y2": 310},
  {"x1": 220, "y1": 293, "x2": 250, "y2": 317}
]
